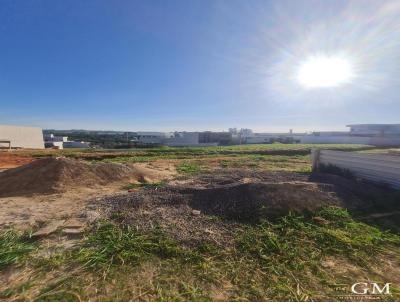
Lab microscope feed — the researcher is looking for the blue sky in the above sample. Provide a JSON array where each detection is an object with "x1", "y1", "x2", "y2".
[{"x1": 1, "y1": 0, "x2": 399, "y2": 132}]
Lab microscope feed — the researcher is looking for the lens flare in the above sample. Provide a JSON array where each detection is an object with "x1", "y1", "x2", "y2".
[{"x1": 296, "y1": 55, "x2": 355, "y2": 88}]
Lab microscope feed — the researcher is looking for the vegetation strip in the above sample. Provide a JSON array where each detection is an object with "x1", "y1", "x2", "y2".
[{"x1": 1, "y1": 207, "x2": 399, "y2": 301}]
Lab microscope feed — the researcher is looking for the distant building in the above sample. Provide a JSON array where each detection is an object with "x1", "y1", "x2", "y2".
[
  {"x1": 43, "y1": 133, "x2": 68, "y2": 142},
  {"x1": 134, "y1": 131, "x2": 220, "y2": 147},
  {"x1": 44, "y1": 133, "x2": 90, "y2": 149},
  {"x1": 165, "y1": 132, "x2": 201, "y2": 147},
  {"x1": 0, "y1": 125, "x2": 44, "y2": 149},
  {"x1": 44, "y1": 141, "x2": 64, "y2": 149},
  {"x1": 63, "y1": 141, "x2": 90, "y2": 148},
  {"x1": 301, "y1": 124, "x2": 400, "y2": 146},
  {"x1": 135, "y1": 132, "x2": 174, "y2": 144},
  {"x1": 347, "y1": 124, "x2": 400, "y2": 137},
  {"x1": 245, "y1": 132, "x2": 304, "y2": 144},
  {"x1": 199, "y1": 131, "x2": 232, "y2": 145}
]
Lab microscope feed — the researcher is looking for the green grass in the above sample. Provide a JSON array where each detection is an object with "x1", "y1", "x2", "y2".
[
  {"x1": 0, "y1": 281, "x2": 34, "y2": 299},
  {"x1": 21, "y1": 144, "x2": 379, "y2": 175},
  {"x1": 0, "y1": 230, "x2": 37, "y2": 270},
  {"x1": 229, "y1": 208, "x2": 400, "y2": 300},
  {"x1": 74, "y1": 224, "x2": 202, "y2": 272},
  {"x1": 218, "y1": 154, "x2": 311, "y2": 172},
  {"x1": 238, "y1": 207, "x2": 399, "y2": 270},
  {"x1": 2, "y1": 208, "x2": 399, "y2": 301},
  {"x1": 176, "y1": 161, "x2": 204, "y2": 174},
  {"x1": 27, "y1": 143, "x2": 376, "y2": 160}
]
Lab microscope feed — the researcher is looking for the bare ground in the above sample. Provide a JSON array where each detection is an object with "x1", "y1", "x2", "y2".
[
  {"x1": 1, "y1": 159, "x2": 400, "y2": 301},
  {"x1": 0, "y1": 158, "x2": 176, "y2": 231},
  {"x1": 95, "y1": 168, "x2": 400, "y2": 249}
]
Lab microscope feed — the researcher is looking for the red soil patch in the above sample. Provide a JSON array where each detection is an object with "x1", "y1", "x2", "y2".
[{"x1": 0, "y1": 152, "x2": 36, "y2": 169}]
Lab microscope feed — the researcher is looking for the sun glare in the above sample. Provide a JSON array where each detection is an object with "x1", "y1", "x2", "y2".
[{"x1": 296, "y1": 55, "x2": 354, "y2": 88}]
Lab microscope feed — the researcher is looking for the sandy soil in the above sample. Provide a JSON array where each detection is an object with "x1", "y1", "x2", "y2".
[
  {"x1": 0, "y1": 188, "x2": 117, "y2": 231},
  {"x1": 0, "y1": 159, "x2": 176, "y2": 231}
]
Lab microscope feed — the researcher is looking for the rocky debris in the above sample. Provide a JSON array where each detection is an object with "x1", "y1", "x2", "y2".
[
  {"x1": 191, "y1": 210, "x2": 201, "y2": 216},
  {"x1": 83, "y1": 210, "x2": 101, "y2": 223},
  {"x1": 32, "y1": 217, "x2": 87, "y2": 238},
  {"x1": 62, "y1": 228, "x2": 85, "y2": 235},
  {"x1": 32, "y1": 220, "x2": 66, "y2": 237},
  {"x1": 63, "y1": 218, "x2": 85, "y2": 229}
]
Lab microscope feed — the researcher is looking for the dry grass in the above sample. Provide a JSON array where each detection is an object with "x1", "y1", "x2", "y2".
[{"x1": 1, "y1": 208, "x2": 399, "y2": 301}]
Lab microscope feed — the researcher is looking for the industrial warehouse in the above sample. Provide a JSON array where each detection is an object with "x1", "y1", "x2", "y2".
[{"x1": 0, "y1": 124, "x2": 44, "y2": 149}]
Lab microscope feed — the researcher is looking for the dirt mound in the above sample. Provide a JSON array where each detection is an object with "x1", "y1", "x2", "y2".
[
  {"x1": 0, "y1": 157, "x2": 172, "y2": 197},
  {"x1": 185, "y1": 182, "x2": 340, "y2": 220},
  {"x1": 98, "y1": 179, "x2": 341, "y2": 247}
]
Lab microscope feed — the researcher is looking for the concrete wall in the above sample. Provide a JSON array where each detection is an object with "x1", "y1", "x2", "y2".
[
  {"x1": 63, "y1": 141, "x2": 90, "y2": 148},
  {"x1": 0, "y1": 125, "x2": 44, "y2": 149},
  {"x1": 312, "y1": 149, "x2": 400, "y2": 189},
  {"x1": 301, "y1": 136, "x2": 370, "y2": 144},
  {"x1": 301, "y1": 135, "x2": 400, "y2": 146}
]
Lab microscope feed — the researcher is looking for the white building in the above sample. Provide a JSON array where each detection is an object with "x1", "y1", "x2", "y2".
[
  {"x1": 44, "y1": 133, "x2": 90, "y2": 149},
  {"x1": 135, "y1": 132, "x2": 174, "y2": 144},
  {"x1": 348, "y1": 124, "x2": 400, "y2": 137},
  {"x1": 135, "y1": 131, "x2": 204, "y2": 146},
  {"x1": 63, "y1": 141, "x2": 90, "y2": 148},
  {"x1": 245, "y1": 132, "x2": 304, "y2": 144},
  {"x1": 0, "y1": 125, "x2": 44, "y2": 149},
  {"x1": 44, "y1": 133, "x2": 68, "y2": 142},
  {"x1": 301, "y1": 124, "x2": 400, "y2": 146},
  {"x1": 165, "y1": 132, "x2": 200, "y2": 147}
]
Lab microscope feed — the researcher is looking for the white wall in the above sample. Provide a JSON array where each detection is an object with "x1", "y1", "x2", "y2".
[
  {"x1": 301, "y1": 135, "x2": 400, "y2": 146},
  {"x1": 63, "y1": 141, "x2": 90, "y2": 148},
  {"x1": 313, "y1": 149, "x2": 400, "y2": 189},
  {"x1": 0, "y1": 125, "x2": 44, "y2": 149},
  {"x1": 301, "y1": 136, "x2": 370, "y2": 144}
]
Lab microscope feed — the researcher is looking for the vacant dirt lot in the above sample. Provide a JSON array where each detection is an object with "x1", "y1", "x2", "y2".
[{"x1": 0, "y1": 147, "x2": 399, "y2": 301}]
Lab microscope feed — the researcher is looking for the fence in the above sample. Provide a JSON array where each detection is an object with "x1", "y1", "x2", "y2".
[{"x1": 311, "y1": 149, "x2": 400, "y2": 189}]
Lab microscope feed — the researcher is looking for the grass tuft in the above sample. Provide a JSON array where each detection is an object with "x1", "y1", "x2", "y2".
[
  {"x1": 0, "y1": 230, "x2": 37, "y2": 270},
  {"x1": 0, "y1": 281, "x2": 34, "y2": 299},
  {"x1": 74, "y1": 223, "x2": 202, "y2": 272},
  {"x1": 2, "y1": 207, "x2": 399, "y2": 301},
  {"x1": 176, "y1": 162, "x2": 203, "y2": 174},
  {"x1": 237, "y1": 208, "x2": 400, "y2": 272}
]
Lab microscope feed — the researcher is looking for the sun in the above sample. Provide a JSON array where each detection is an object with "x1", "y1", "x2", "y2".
[{"x1": 296, "y1": 55, "x2": 354, "y2": 88}]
